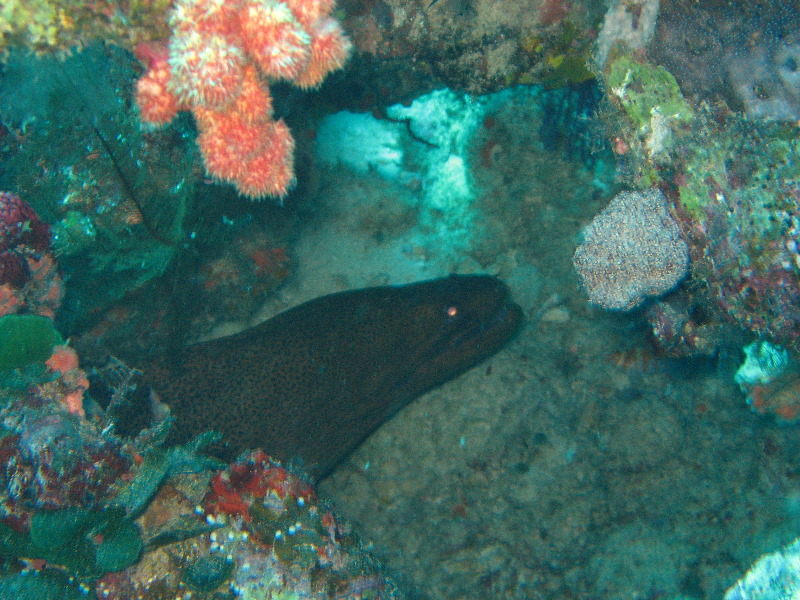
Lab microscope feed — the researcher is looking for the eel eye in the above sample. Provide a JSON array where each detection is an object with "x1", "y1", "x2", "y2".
[{"x1": 445, "y1": 305, "x2": 459, "y2": 319}]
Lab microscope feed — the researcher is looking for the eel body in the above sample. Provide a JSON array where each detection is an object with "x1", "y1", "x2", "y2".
[{"x1": 138, "y1": 275, "x2": 522, "y2": 480}]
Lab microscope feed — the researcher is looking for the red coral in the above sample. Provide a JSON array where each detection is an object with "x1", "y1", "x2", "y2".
[
  {"x1": 0, "y1": 192, "x2": 62, "y2": 318},
  {"x1": 204, "y1": 450, "x2": 314, "y2": 522},
  {"x1": 0, "y1": 192, "x2": 50, "y2": 253},
  {"x1": 208, "y1": 472, "x2": 252, "y2": 520},
  {"x1": 0, "y1": 251, "x2": 29, "y2": 286}
]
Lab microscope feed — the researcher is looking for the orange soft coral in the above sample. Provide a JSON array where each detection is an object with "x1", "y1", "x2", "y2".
[
  {"x1": 134, "y1": 0, "x2": 351, "y2": 199},
  {"x1": 45, "y1": 345, "x2": 80, "y2": 375},
  {"x1": 45, "y1": 345, "x2": 90, "y2": 418}
]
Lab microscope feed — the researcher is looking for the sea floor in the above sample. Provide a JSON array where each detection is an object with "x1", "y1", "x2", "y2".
[
  {"x1": 320, "y1": 272, "x2": 800, "y2": 599},
  {"x1": 259, "y1": 106, "x2": 800, "y2": 599}
]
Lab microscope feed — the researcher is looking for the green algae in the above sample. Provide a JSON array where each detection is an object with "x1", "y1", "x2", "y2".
[
  {"x1": 183, "y1": 555, "x2": 234, "y2": 593},
  {"x1": 0, "y1": 315, "x2": 61, "y2": 372},
  {"x1": 606, "y1": 54, "x2": 694, "y2": 131},
  {"x1": 0, "y1": 569, "x2": 85, "y2": 600},
  {"x1": 0, "y1": 507, "x2": 143, "y2": 579}
]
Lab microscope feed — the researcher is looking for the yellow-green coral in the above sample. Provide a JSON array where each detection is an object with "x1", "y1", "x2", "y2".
[
  {"x1": 0, "y1": 0, "x2": 171, "y2": 59},
  {"x1": 1, "y1": 1, "x2": 64, "y2": 52},
  {"x1": 606, "y1": 54, "x2": 694, "y2": 160}
]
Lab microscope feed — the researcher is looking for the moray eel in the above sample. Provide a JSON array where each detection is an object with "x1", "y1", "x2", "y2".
[{"x1": 138, "y1": 274, "x2": 522, "y2": 480}]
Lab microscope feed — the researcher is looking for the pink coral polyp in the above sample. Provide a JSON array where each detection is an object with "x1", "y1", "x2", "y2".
[
  {"x1": 169, "y1": 32, "x2": 246, "y2": 109},
  {"x1": 241, "y1": 0, "x2": 312, "y2": 80}
]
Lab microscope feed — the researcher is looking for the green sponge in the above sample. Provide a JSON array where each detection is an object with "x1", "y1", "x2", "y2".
[{"x1": 0, "y1": 314, "x2": 62, "y2": 371}]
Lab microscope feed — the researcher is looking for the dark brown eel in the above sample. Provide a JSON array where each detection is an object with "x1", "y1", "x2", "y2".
[{"x1": 137, "y1": 275, "x2": 522, "y2": 480}]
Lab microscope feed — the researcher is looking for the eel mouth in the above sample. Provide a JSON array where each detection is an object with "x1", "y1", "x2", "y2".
[
  {"x1": 449, "y1": 293, "x2": 523, "y2": 351},
  {"x1": 394, "y1": 277, "x2": 523, "y2": 399},
  {"x1": 436, "y1": 275, "x2": 523, "y2": 356}
]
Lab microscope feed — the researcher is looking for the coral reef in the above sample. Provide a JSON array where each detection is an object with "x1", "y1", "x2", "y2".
[
  {"x1": 0, "y1": 360, "x2": 184, "y2": 594},
  {"x1": 0, "y1": 340, "x2": 401, "y2": 598},
  {"x1": 0, "y1": 319, "x2": 127, "y2": 530},
  {"x1": 170, "y1": 449, "x2": 400, "y2": 599},
  {"x1": 339, "y1": 0, "x2": 602, "y2": 106},
  {"x1": 90, "y1": 448, "x2": 402, "y2": 598},
  {"x1": 594, "y1": 48, "x2": 800, "y2": 354},
  {"x1": 672, "y1": 110, "x2": 800, "y2": 350},
  {"x1": 135, "y1": 0, "x2": 351, "y2": 199},
  {"x1": 573, "y1": 188, "x2": 689, "y2": 311}
]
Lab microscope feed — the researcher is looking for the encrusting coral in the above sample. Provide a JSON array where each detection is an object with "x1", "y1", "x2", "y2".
[
  {"x1": 0, "y1": 0, "x2": 172, "y2": 59},
  {"x1": 0, "y1": 192, "x2": 62, "y2": 319}
]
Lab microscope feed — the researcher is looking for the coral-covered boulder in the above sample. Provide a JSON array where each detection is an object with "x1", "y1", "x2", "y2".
[{"x1": 573, "y1": 188, "x2": 689, "y2": 310}]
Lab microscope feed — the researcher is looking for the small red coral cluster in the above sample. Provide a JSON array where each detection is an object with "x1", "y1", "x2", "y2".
[
  {"x1": 204, "y1": 449, "x2": 315, "y2": 523},
  {"x1": 135, "y1": 0, "x2": 351, "y2": 199},
  {"x1": 0, "y1": 192, "x2": 62, "y2": 318},
  {"x1": 42, "y1": 345, "x2": 91, "y2": 418}
]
